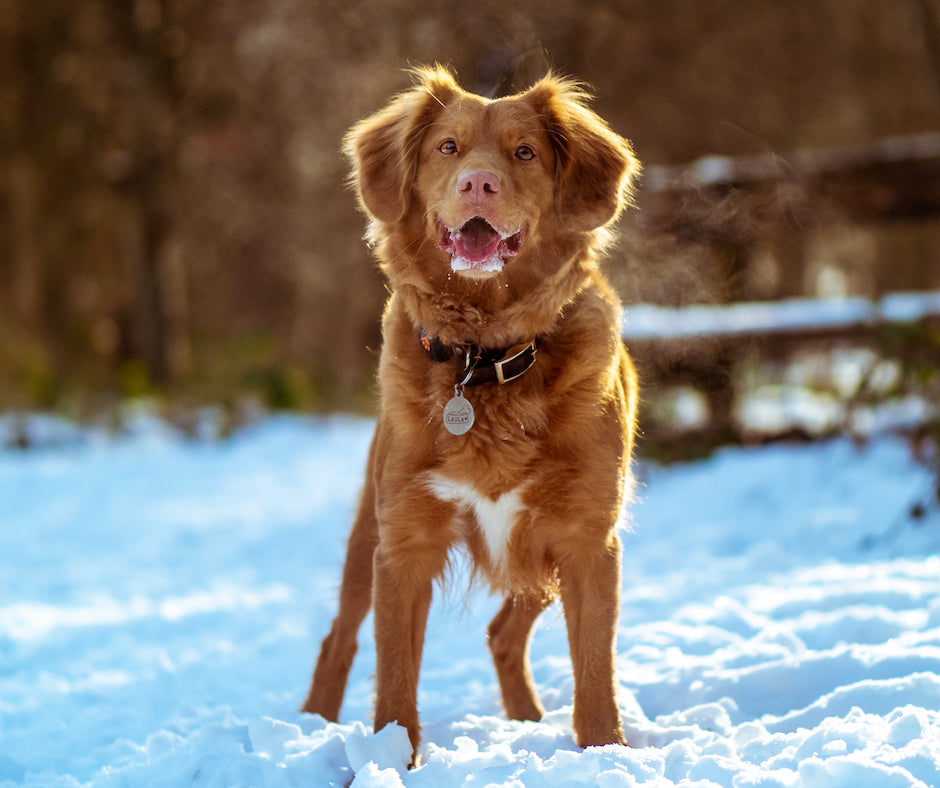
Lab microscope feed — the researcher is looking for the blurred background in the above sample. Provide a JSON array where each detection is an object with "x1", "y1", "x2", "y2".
[{"x1": 2, "y1": 0, "x2": 939, "y2": 455}]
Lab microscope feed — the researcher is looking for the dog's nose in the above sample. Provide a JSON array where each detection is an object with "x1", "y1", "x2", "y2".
[{"x1": 457, "y1": 170, "x2": 500, "y2": 202}]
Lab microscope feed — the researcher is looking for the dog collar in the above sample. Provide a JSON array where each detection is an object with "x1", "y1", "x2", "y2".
[{"x1": 419, "y1": 329, "x2": 539, "y2": 386}]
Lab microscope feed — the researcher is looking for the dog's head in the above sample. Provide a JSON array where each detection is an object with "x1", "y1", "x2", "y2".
[{"x1": 345, "y1": 67, "x2": 639, "y2": 309}]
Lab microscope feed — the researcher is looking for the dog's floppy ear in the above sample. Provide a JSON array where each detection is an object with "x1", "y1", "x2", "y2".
[
  {"x1": 344, "y1": 67, "x2": 460, "y2": 224},
  {"x1": 526, "y1": 76, "x2": 640, "y2": 233}
]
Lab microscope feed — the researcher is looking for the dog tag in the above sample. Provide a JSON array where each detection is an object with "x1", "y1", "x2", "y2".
[{"x1": 443, "y1": 390, "x2": 474, "y2": 435}]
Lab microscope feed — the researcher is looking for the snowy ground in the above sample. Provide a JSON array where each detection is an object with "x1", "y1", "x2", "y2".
[{"x1": 1, "y1": 412, "x2": 939, "y2": 787}]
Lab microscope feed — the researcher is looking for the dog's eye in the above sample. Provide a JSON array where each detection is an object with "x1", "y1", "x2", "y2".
[
  {"x1": 514, "y1": 145, "x2": 535, "y2": 161},
  {"x1": 439, "y1": 140, "x2": 458, "y2": 155}
]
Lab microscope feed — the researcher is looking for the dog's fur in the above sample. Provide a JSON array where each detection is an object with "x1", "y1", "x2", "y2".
[{"x1": 302, "y1": 67, "x2": 640, "y2": 761}]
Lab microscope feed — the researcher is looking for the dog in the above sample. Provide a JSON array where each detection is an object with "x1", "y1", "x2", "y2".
[{"x1": 302, "y1": 66, "x2": 640, "y2": 763}]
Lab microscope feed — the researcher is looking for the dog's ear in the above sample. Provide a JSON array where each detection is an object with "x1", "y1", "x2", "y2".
[
  {"x1": 344, "y1": 67, "x2": 460, "y2": 224},
  {"x1": 526, "y1": 76, "x2": 640, "y2": 233}
]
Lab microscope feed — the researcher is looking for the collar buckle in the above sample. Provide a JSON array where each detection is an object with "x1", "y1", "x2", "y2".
[{"x1": 493, "y1": 340, "x2": 538, "y2": 384}]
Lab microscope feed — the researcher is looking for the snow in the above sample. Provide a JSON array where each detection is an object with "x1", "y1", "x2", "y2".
[{"x1": 1, "y1": 413, "x2": 939, "y2": 787}]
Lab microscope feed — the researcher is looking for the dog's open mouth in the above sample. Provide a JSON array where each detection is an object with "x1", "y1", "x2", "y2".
[{"x1": 437, "y1": 217, "x2": 525, "y2": 274}]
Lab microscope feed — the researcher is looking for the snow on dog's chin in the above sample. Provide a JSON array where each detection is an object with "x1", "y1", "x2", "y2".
[{"x1": 450, "y1": 252, "x2": 505, "y2": 276}]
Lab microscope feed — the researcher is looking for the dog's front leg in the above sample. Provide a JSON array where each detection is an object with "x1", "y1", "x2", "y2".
[
  {"x1": 558, "y1": 533, "x2": 627, "y2": 749},
  {"x1": 372, "y1": 535, "x2": 445, "y2": 765}
]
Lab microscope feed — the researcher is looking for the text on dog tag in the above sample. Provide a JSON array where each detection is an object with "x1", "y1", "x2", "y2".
[{"x1": 443, "y1": 392, "x2": 474, "y2": 435}]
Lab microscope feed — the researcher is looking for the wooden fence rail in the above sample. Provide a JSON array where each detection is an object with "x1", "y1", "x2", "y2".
[
  {"x1": 621, "y1": 291, "x2": 940, "y2": 456},
  {"x1": 623, "y1": 291, "x2": 940, "y2": 342}
]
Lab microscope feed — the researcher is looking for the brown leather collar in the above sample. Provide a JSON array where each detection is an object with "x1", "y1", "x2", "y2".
[{"x1": 419, "y1": 329, "x2": 539, "y2": 386}]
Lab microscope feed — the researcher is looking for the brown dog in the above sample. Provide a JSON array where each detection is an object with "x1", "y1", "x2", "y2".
[{"x1": 302, "y1": 67, "x2": 640, "y2": 762}]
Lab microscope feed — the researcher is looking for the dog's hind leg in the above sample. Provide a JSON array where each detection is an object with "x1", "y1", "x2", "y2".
[
  {"x1": 487, "y1": 592, "x2": 550, "y2": 722},
  {"x1": 301, "y1": 439, "x2": 380, "y2": 721}
]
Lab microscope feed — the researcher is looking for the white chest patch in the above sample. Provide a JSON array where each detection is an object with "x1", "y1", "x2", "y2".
[{"x1": 426, "y1": 475, "x2": 525, "y2": 569}]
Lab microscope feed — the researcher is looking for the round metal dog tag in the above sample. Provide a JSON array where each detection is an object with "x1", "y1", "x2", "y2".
[{"x1": 443, "y1": 392, "x2": 474, "y2": 435}]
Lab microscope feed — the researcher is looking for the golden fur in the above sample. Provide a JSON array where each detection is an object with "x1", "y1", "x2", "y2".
[{"x1": 302, "y1": 67, "x2": 640, "y2": 763}]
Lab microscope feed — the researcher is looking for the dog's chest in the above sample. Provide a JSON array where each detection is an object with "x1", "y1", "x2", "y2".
[{"x1": 426, "y1": 474, "x2": 525, "y2": 570}]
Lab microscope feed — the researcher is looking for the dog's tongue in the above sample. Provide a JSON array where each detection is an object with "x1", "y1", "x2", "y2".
[{"x1": 453, "y1": 217, "x2": 501, "y2": 263}]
